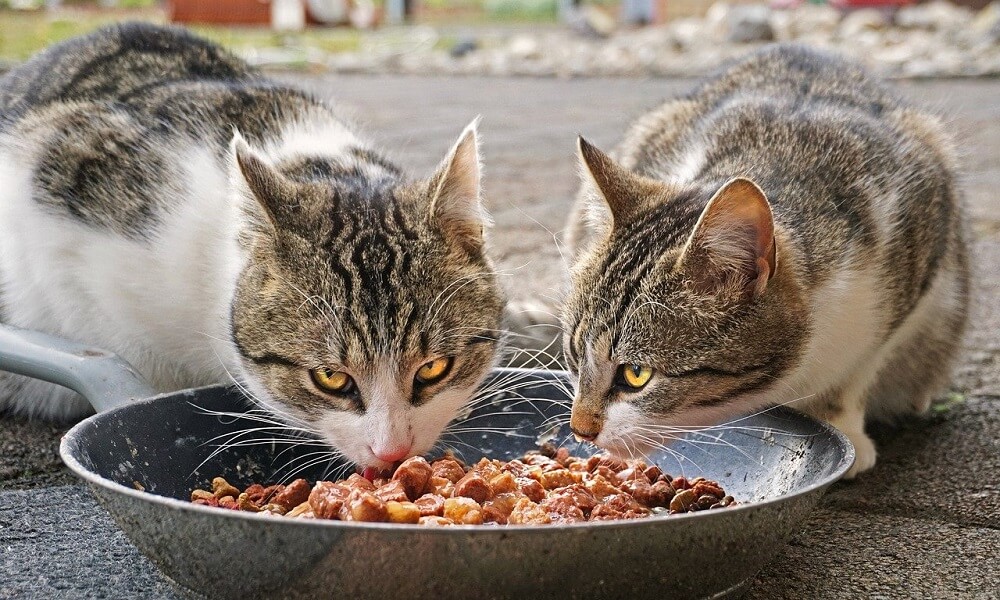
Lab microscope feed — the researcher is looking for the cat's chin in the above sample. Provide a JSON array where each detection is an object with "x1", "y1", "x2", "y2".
[{"x1": 587, "y1": 430, "x2": 658, "y2": 462}]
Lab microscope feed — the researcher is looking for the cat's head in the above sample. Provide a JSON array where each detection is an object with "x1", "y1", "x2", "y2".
[
  {"x1": 227, "y1": 121, "x2": 505, "y2": 470},
  {"x1": 562, "y1": 138, "x2": 808, "y2": 458}
]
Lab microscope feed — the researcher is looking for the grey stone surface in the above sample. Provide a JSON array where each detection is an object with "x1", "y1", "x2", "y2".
[
  {"x1": 746, "y1": 507, "x2": 1000, "y2": 599},
  {"x1": 1, "y1": 74, "x2": 999, "y2": 598},
  {"x1": 0, "y1": 486, "x2": 178, "y2": 600}
]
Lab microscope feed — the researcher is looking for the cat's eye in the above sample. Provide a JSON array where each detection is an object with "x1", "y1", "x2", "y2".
[
  {"x1": 311, "y1": 367, "x2": 355, "y2": 394},
  {"x1": 415, "y1": 357, "x2": 453, "y2": 385},
  {"x1": 616, "y1": 364, "x2": 654, "y2": 389}
]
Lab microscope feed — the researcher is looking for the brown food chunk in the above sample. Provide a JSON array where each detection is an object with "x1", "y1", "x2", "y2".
[
  {"x1": 470, "y1": 458, "x2": 503, "y2": 481},
  {"x1": 646, "y1": 481, "x2": 676, "y2": 507},
  {"x1": 287, "y1": 501, "x2": 313, "y2": 518},
  {"x1": 643, "y1": 465, "x2": 663, "y2": 482},
  {"x1": 192, "y1": 496, "x2": 220, "y2": 508},
  {"x1": 555, "y1": 484, "x2": 598, "y2": 513},
  {"x1": 592, "y1": 465, "x2": 621, "y2": 485},
  {"x1": 540, "y1": 494, "x2": 585, "y2": 522},
  {"x1": 211, "y1": 477, "x2": 240, "y2": 500},
  {"x1": 603, "y1": 493, "x2": 647, "y2": 515},
  {"x1": 244, "y1": 483, "x2": 283, "y2": 505},
  {"x1": 190, "y1": 489, "x2": 214, "y2": 503},
  {"x1": 692, "y1": 481, "x2": 725, "y2": 500},
  {"x1": 504, "y1": 459, "x2": 531, "y2": 477},
  {"x1": 309, "y1": 481, "x2": 351, "y2": 519},
  {"x1": 386, "y1": 501, "x2": 421, "y2": 524},
  {"x1": 507, "y1": 498, "x2": 551, "y2": 525},
  {"x1": 592, "y1": 454, "x2": 628, "y2": 472},
  {"x1": 488, "y1": 471, "x2": 518, "y2": 495},
  {"x1": 345, "y1": 492, "x2": 389, "y2": 522},
  {"x1": 583, "y1": 474, "x2": 620, "y2": 500},
  {"x1": 539, "y1": 468, "x2": 576, "y2": 490},
  {"x1": 454, "y1": 472, "x2": 492, "y2": 503},
  {"x1": 515, "y1": 477, "x2": 546, "y2": 502},
  {"x1": 616, "y1": 467, "x2": 649, "y2": 483},
  {"x1": 443, "y1": 497, "x2": 485, "y2": 525},
  {"x1": 414, "y1": 493, "x2": 446, "y2": 517},
  {"x1": 392, "y1": 456, "x2": 433, "y2": 500},
  {"x1": 428, "y1": 476, "x2": 456, "y2": 497},
  {"x1": 272, "y1": 479, "x2": 311, "y2": 511},
  {"x1": 259, "y1": 503, "x2": 287, "y2": 516},
  {"x1": 430, "y1": 458, "x2": 467, "y2": 483},
  {"x1": 345, "y1": 473, "x2": 377, "y2": 492},
  {"x1": 237, "y1": 492, "x2": 261, "y2": 512},
  {"x1": 481, "y1": 504, "x2": 508, "y2": 524},
  {"x1": 373, "y1": 479, "x2": 410, "y2": 504},
  {"x1": 482, "y1": 492, "x2": 523, "y2": 524},
  {"x1": 670, "y1": 488, "x2": 697, "y2": 513}
]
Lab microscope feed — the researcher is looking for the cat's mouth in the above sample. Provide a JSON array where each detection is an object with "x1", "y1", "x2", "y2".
[
  {"x1": 358, "y1": 465, "x2": 397, "y2": 481},
  {"x1": 587, "y1": 431, "x2": 659, "y2": 462}
]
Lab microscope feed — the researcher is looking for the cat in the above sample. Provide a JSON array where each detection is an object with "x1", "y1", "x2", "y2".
[
  {"x1": 559, "y1": 45, "x2": 969, "y2": 478},
  {"x1": 0, "y1": 23, "x2": 507, "y2": 471}
]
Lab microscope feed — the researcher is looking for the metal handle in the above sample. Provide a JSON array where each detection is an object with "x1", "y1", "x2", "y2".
[{"x1": 0, "y1": 323, "x2": 156, "y2": 412}]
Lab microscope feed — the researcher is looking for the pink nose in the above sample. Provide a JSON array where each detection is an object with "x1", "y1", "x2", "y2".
[{"x1": 371, "y1": 444, "x2": 412, "y2": 463}]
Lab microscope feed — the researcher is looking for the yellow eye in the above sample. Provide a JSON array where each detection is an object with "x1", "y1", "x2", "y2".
[
  {"x1": 415, "y1": 357, "x2": 453, "y2": 385},
  {"x1": 310, "y1": 368, "x2": 354, "y2": 394},
  {"x1": 618, "y1": 364, "x2": 653, "y2": 389}
]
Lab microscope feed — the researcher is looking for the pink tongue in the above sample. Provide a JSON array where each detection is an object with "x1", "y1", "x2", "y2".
[{"x1": 361, "y1": 466, "x2": 380, "y2": 482}]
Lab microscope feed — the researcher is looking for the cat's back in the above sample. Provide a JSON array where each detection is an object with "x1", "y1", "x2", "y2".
[
  {"x1": 0, "y1": 22, "x2": 254, "y2": 122},
  {"x1": 622, "y1": 45, "x2": 962, "y2": 288}
]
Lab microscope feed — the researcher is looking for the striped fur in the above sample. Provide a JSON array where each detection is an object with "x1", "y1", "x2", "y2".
[
  {"x1": 562, "y1": 45, "x2": 969, "y2": 477},
  {"x1": 0, "y1": 24, "x2": 505, "y2": 470}
]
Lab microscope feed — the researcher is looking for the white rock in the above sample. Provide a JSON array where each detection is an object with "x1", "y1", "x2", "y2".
[
  {"x1": 790, "y1": 3, "x2": 841, "y2": 37},
  {"x1": 726, "y1": 5, "x2": 775, "y2": 43},
  {"x1": 508, "y1": 35, "x2": 541, "y2": 60},
  {"x1": 895, "y1": 0, "x2": 972, "y2": 32},
  {"x1": 840, "y1": 8, "x2": 888, "y2": 39}
]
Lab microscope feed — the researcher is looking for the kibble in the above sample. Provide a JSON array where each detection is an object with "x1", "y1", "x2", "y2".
[{"x1": 189, "y1": 448, "x2": 737, "y2": 525}]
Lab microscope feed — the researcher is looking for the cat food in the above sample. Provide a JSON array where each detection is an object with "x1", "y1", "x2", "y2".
[{"x1": 189, "y1": 446, "x2": 737, "y2": 525}]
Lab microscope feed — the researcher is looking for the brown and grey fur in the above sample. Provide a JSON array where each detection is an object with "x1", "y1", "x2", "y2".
[
  {"x1": 561, "y1": 45, "x2": 969, "y2": 477},
  {"x1": 0, "y1": 24, "x2": 505, "y2": 469}
]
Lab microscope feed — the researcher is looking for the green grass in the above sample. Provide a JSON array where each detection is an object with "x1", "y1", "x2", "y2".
[
  {"x1": 0, "y1": 8, "x2": 366, "y2": 62},
  {"x1": 0, "y1": 0, "x2": 624, "y2": 63},
  {"x1": 932, "y1": 392, "x2": 967, "y2": 414}
]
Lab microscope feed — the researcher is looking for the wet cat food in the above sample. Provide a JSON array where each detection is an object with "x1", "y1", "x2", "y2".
[{"x1": 189, "y1": 447, "x2": 737, "y2": 525}]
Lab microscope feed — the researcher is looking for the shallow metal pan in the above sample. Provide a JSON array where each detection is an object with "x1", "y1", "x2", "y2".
[{"x1": 0, "y1": 323, "x2": 854, "y2": 599}]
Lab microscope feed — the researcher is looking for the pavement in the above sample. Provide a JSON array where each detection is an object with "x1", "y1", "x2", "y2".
[{"x1": 1, "y1": 74, "x2": 999, "y2": 599}]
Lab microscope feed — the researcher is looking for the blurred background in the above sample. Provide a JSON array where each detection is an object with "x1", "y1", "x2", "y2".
[{"x1": 0, "y1": 0, "x2": 998, "y2": 78}]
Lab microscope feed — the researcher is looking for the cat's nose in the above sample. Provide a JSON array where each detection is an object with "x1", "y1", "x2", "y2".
[
  {"x1": 370, "y1": 443, "x2": 412, "y2": 463},
  {"x1": 570, "y1": 425, "x2": 599, "y2": 442}
]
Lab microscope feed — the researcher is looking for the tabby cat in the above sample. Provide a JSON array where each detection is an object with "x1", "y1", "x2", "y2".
[
  {"x1": 561, "y1": 45, "x2": 968, "y2": 477},
  {"x1": 0, "y1": 23, "x2": 506, "y2": 470}
]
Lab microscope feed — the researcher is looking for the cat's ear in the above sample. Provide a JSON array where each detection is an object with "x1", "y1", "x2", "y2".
[
  {"x1": 427, "y1": 118, "x2": 488, "y2": 251},
  {"x1": 230, "y1": 130, "x2": 296, "y2": 232},
  {"x1": 679, "y1": 177, "x2": 777, "y2": 299},
  {"x1": 577, "y1": 136, "x2": 661, "y2": 227}
]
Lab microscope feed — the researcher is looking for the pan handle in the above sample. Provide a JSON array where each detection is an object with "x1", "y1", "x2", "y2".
[{"x1": 0, "y1": 323, "x2": 156, "y2": 412}]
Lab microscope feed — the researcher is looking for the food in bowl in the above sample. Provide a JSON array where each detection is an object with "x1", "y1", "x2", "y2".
[{"x1": 189, "y1": 446, "x2": 736, "y2": 525}]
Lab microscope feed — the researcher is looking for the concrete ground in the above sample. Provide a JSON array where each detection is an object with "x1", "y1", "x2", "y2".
[{"x1": 1, "y1": 74, "x2": 998, "y2": 599}]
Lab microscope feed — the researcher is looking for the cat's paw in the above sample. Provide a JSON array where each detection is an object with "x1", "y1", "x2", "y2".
[{"x1": 842, "y1": 429, "x2": 878, "y2": 479}]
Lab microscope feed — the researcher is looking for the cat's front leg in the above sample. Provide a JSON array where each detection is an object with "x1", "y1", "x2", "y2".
[{"x1": 826, "y1": 396, "x2": 878, "y2": 479}]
